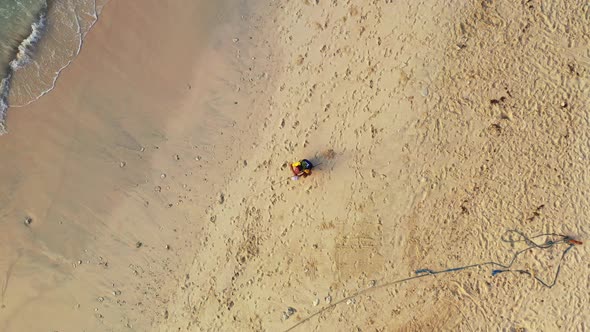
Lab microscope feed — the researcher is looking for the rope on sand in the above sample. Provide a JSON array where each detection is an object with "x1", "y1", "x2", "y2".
[{"x1": 285, "y1": 229, "x2": 582, "y2": 332}]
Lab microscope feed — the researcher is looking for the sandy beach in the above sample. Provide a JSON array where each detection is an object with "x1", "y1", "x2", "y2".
[{"x1": 0, "y1": 0, "x2": 589, "y2": 331}]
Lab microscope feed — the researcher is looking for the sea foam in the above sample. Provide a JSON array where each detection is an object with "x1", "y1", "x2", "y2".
[{"x1": 9, "y1": 10, "x2": 46, "y2": 71}]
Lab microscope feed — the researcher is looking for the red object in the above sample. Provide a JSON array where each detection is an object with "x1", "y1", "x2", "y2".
[
  {"x1": 290, "y1": 164, "x2": 300, "y2": 176},
  {"x1": 567, "y1": 238, "x2": 583, "y2": 245}
]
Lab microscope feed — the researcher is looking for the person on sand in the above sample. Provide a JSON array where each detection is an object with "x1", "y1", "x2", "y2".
[{"x1": 290, "y1": 159, "x2": 313, "y2": 180}]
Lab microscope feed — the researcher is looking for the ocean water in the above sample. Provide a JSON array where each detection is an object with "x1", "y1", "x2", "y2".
[{"x1": 0, "y1": 0, "x2": 108, "y2": 134}]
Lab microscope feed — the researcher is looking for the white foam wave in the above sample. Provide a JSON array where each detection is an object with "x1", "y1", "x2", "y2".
[
  {"x1": 0, "y1": 3, "x2": 48, "y2": 134},
  {"x1": 9, "y1": 10, "x2": 46, "y2": 71},
  {"x1": 0, "y1": 76, "x2": 9, "y2": 134}
]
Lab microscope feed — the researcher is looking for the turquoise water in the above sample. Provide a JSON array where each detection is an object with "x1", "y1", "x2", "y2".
[{"x1": 0, "y1": 0, "x2": 109, "y2": 134}]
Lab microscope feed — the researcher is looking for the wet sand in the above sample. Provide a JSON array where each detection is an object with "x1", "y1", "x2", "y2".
[
  {"x1": 1, "y1": 0, "x2": 589, "y2": 331},
  {"x1": 0, "y1": 0, "x2": 262, "y2": 330}
]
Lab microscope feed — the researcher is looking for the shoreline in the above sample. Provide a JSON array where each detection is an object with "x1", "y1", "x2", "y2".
[
  {"x1": 0, "y1": 0, "x2": 108, "y2": 134},
  {"x1": 0, "y1": 2, "x2": 48, "y2": 134}
]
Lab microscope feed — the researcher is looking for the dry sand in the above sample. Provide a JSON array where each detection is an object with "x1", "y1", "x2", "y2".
[
  {"x1": 163, "y1": 0, "x2": 589, "y2": 331},
  {"x1": 1, "y1": 0, "x2": 589, "y2": 331}
]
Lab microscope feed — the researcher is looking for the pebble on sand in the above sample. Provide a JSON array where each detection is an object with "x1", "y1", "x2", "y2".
[
  {"x1": 313, "y1": 298, "x2": 320, "y2": 306},
  {"x1": 174, "y1": 154, "x2": 180, "y2": 161},
  {"x1": 136, "y1": 241, "x2": 143, "y2": 248},
  {"x1": 161, "y1": 173, "x2": 167, "y2": 179},
  {"x1": 325, "y1": 295, "x2": 332, "y2": 304},
  {"x1": 283, "y1": 307, "x2": 297, "y2": 320},
  {"x1": 24, "y1": 216, "x2": 33, "y2": 226},
  {"x1": 119, "y1": 161, "x2": 126, "y2": 168},
  {"x1": 421, "y1": 86, "x2": 429, "y2": 97}
]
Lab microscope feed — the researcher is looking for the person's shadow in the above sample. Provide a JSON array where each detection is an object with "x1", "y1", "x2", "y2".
[{"x1": 308, "y1": 149, "x2": 341, "y2": 172}]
